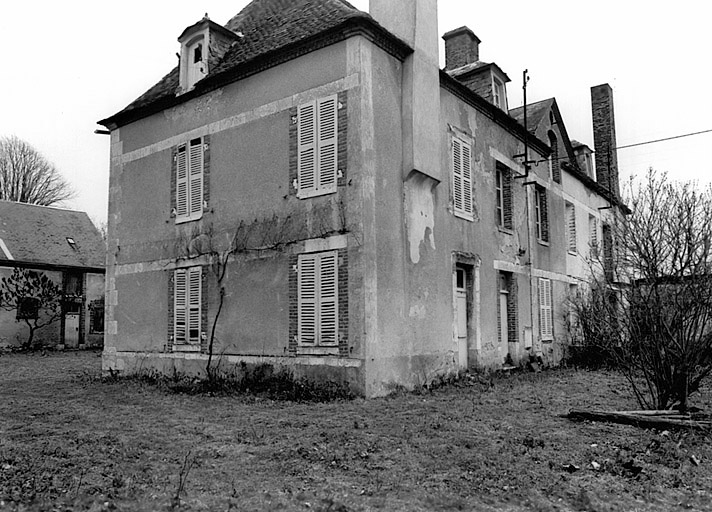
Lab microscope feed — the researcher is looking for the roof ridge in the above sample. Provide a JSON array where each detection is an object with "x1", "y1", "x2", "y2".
[{"x1": 0, "y1": 199, "x2": 87, "y2": 214}]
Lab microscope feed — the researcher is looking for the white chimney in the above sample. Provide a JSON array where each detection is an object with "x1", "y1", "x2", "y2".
[{"x1": 370, "y1": 0, "x2": 441, "y2": 182}]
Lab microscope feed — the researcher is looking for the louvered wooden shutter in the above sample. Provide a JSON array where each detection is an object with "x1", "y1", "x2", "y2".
[
  {"x1": 318, "y1": 252, "x2": 338, "y2": 346},
  {"x1": 174, "y1": 269, "x2": 187, "y2": 344},
  {"x1": 176, "y1": 147, "x2": 188, "y2": 218},
  {"x1": 297, "y1": 101, "x2": 317, "y2": 196},
  {"x1": 188, "y1": 139, "x2": 204, "y2": 220},
  {"x1": 452, "y1": 138, "x2": 464, "y2": 213},
  {"x1": 188, "y1": 267, "x2": 201, "y2": 344},
  {"x1": 298, "y1": 254, "x2": 317, "y2": 345},
  {"x1": 462, "y1": 141, "x2": 473, "y2": 216},
  {"x1": 589, "y1": 217, "x2": 598, "y2": 256},
  {"x1": 539, "y1": 278, "x2": 553, "y2": 339},
  {"x1": 317, "y1": 96, "x2": 337, "y2": 193},
  {"x1": 567, "y1": 204, "x2": 577, "y2": 252}
]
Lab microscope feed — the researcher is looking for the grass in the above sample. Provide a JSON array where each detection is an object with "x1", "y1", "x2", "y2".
[{"x1": 0, "y1": 351, "x2": 710, "y2": 511}]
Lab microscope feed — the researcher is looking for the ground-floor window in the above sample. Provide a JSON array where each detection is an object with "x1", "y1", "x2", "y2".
[
  {"x1": 173, "y1": 267, "x2": 202, "y2": 346},
  {"x1": 298, "y1": 251, "x2": 338, "y2": 346},
  {"x1": 538, "y1": 277, "x2": 553, "y2": 340}
]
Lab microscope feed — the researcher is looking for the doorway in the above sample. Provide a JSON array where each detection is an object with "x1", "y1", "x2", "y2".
[{"x1": 454, "y1": 265, "x2": 470, "y2": 369}]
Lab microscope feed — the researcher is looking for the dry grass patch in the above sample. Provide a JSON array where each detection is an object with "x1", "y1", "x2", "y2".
[{"x1": 0, "y1": 351, "x2": 710, "y2": 511}]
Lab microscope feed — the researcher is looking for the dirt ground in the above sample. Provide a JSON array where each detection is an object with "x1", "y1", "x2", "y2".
[{"x1": 0, "y1": 351, "x2": 711, "y2": 512}]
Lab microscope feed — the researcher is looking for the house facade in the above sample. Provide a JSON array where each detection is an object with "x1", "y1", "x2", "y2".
[
  {"x1": 0, "y1": 201, "x2": 105, "y2": 349},
  {"x1": 99, "y1": 0, "x2": 626, "y2": 396}
]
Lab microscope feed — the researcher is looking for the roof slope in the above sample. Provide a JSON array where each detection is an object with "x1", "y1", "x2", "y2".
[
  {"x1": 0, "y1": 201, "x2": 105, "y2": 269},
  {"x1": 509, "y1": 98, "x2": 554, "y2": 134},
  {"x1": 102, "y1": 0, "x2": 379, "y2": 127}
]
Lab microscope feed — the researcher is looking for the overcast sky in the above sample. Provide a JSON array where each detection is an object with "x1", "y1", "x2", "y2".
[{"x1": 1, "y1": 1, "x2": 710, "y2": 225}]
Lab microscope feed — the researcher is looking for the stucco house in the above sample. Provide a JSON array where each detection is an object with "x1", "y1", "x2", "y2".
[
  {"x1": 98, "y1": 0, "x2": 626, "y2": 396},
  {"x1": 0, "y1": 201, "x2": 105, "y2": 349}
]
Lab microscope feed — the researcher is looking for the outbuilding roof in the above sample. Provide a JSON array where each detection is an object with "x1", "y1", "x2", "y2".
[{"x1": 0, "y1": 201, "x2": 105, "y2": 270}]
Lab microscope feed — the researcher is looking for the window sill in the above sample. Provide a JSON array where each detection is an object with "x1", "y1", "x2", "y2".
[
  {"x1": 175, "y1": 215, "x2": 203, "y2": 225},
  {"x1": 537, "y1": 239, "x2": 550, "y2": 247},
  {"x1": 297, "y1": 188, "x2": 337, "y2": 200},
  {"x1": 297, "y1": 346, "x2": 339, "y2": 356},
  {"x1": 173, "y1": 344, "x2": 201, "y2": 353},
  {"x1": 454, "y1": 211, "x2": 474, "y2": 222},
  {"x1": 567, "y1": 250, "x2": 577, "y2": 256},
  {"x1": 498, "y1": 226, "x2": 514, "y2": 236}
]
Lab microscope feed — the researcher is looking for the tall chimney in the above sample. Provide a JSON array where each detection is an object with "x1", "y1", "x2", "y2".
[
  {"x1": 443, "y1": 26, "x2": 480, "y2": 70},
  {"x1": 591, "y1": 84, "x2": 620, "y2": 198},
  {"x1": 370, "y1": 0, "x2": 441, "y2": 181}
]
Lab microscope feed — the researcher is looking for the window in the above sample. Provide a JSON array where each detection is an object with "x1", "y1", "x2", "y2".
[
  {"x1": 17, "y1": 297, "x2": 39, "y2": 320},
  {"x1": 186, "y1": 39, "x2": 206, "y2": 89},
  {"x1": 548, "y1": 131, "x2": 561, "y2": 183},
  {"x1": 174, "y1": 267, "x2": 202, "y2": 346},
  {"x1": 298, "y1": 251, "x2": 338, "y2": 346},
  {"x1": 589, "y1": 215, "x2": 599, "y2": 257},
  {"x1": 452, "y1": 135, "x2": 473, "y2": 219},
  {"x1": 297, "y1": 95, "x2": 338, "y2": 198},
  {"x1": 565, "y1": 202, "x2": 577, "y2": 254},
  {"x1": 176, "y1": 137, "x2": 204, "y2": 223},
  {"x1": 538, "y1": 277, "x2": 553, "y2": 340},
  {"x1": 534, "y1": 186, "x2": 549, "y2": 243},
  {"x1": 495, "y1": 162, "x2": 512, "y2": 230},
  {"x1": 603, "y1": 224, "x2": 614, "y2": 279},
  {"x1": 493, "y1": 76, "x2": 507, "y2": 110},
  {"x1": 89, "y1": 298, "x2": 104, "y2": 334}
]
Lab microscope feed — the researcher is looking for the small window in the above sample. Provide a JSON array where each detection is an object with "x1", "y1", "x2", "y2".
[
  {"x1": 17, "y1": 297, "x2": 39, "y2": 320},
  {"x1": 534, "y1": 186, "x2": 549, "y2": 243},
  {"x1": 452, "y1": 135, "x2": 473, "y2": 220},
  {"x1": 193, "y1": 43, "x2": 203, "y2": 63},
  {"x1": 297, "y1": 96, "x2": 338, "y2": 198},
  {"x1": 493, "y1": 76, "x2": 507, "y2": 110},
  {"x1": 456, "y1": 268, "x2": 465, "y2": 290},
  {"x1": 565, "y1": 202, "x2": 577, "y2": 254}
]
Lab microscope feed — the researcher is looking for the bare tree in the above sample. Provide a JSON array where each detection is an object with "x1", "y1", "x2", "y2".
[
  {"x1": 0, "y1": 135, "x2": 75, "y2": 206},
  {"x1": 569, "y1": 170, "x2": 712, "y2": 411},
  {"x1": 0, "y1": 268, "x2": 63, "y2": 350}
]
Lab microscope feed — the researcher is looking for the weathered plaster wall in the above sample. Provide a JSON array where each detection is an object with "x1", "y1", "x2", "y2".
[{"x1": 104, "y1": 40, "x2": 367, "y2": 392}]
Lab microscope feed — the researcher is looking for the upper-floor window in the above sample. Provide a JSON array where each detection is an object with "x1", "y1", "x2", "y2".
[
  {"x1": 495, "y1": 162, "x2": 512, "y2": 230},
  {"x1": 565, "y1": 201, "x2": 577, "y2": 254},
  {"x1": 534, "y1": 186, "x2": 549, "y2": 243},
  {"x1": 175, "y1": 137, "x2": 205, "y2": 223},
  {"x1": 452, "y1": 135, "x2": 473, "y2": 220},
  {"x1": 297, "y1": 95, "x2": 338, "y2": 198}
]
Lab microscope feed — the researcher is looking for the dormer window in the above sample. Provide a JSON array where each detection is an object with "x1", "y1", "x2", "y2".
[{"x1": 177, "y1": 16, "x2": 241, "y2": 95}]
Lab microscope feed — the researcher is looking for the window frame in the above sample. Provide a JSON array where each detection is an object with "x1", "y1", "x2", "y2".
[
  {"x1": 175, "y1": 137, "x2": 205, "y2": 224},
  {"x1": 588, "y1": 215, "x2": 599, "y2": 258},
  {"x1": 452, "y1": 134, "x2": 474, "y2": 221},
  {"x1": 495, "y1": 162, "x2": 513, "y2": 231},
  {"x1": 297, "y1": 95, "x2": 338, "y2": 199},
  {"x1": 492, "y1": 75, "x2": 507, "y2": 111}
]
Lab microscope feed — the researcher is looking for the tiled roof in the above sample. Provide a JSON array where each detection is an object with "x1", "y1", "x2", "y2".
[
  {"x1": 0, "y1": 201, "x2": 105, "y2": 269},
  {"x1": 509, "y1": 98, "x2": 554, "y2": 134},
  {"x1": 102, "y1": 0, "x2": 394, "y2": 128}
]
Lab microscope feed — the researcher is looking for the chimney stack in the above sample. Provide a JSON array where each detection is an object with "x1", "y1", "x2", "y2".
[
  {"x1": 591, "y1": 84, "x2": 620, "y2": 198},
  {"x1": 443, "y1": 26, "x2": 480, "y2": 70}
]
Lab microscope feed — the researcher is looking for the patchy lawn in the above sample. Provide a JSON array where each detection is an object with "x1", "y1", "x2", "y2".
[{"x1": 0, "y1": 352, "x2": 711, "y2": 512}]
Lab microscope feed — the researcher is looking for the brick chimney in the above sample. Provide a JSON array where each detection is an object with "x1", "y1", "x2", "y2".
[
  {"x1": 443, "y1": 26, "x2": 480, "y2": 70},
  {"x1": 591, "y1": 84, "x2": 620, "y2": 198},
  {"x1": 370, "y1": 0, "x2": 441, "y2": 181}
]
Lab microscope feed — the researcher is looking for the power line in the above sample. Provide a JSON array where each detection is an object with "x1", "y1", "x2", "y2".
[{"x1": 615, "y1": 128, "x2": 712, "y2": 151}]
